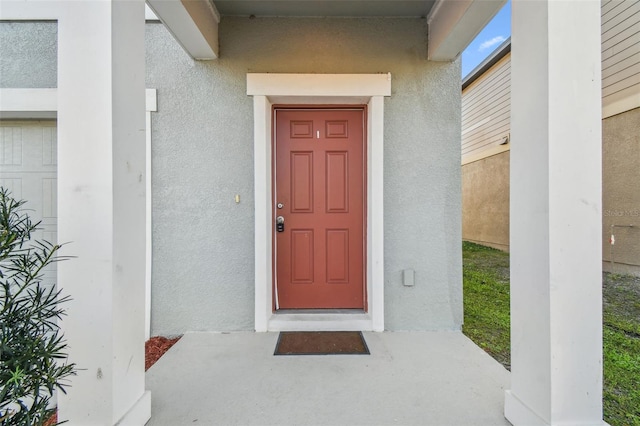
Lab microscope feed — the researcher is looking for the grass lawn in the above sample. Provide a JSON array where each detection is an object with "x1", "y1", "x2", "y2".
[{"x1": 461, "y1": 241, "x2": 640, "y2": 426}]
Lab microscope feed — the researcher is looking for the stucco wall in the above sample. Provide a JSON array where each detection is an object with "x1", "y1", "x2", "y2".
[
  {"x1": 461, "y1": 151, "x2": 509, "y2": 251},
  {"x1": 0, "y1": 19, "x2": 462, "y2": 333},
  {"x1": 146, "y1": 17, "x2": 462, "y2": 334},
  {"x1": 602, "y1": 107, "x2": 640, "y2": 276},
  {"x1": 0, "y1": 22, "x2": 57, "y2": 88}
]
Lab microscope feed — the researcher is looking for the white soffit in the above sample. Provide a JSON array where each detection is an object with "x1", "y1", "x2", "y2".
[
  {"x1": 147, "y1": 0, "x2": 220, "y2": 59},
  {"x1": 215, "y1": 0, "x2": 436, "y2": 17},
  {"x1": 427, "y1": 0, "x2": 507, "y2": 61}
]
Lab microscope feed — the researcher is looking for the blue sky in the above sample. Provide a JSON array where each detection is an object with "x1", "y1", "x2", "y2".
[{"x1": 461, "y1": 0, "x2": 511, "y2": 78}]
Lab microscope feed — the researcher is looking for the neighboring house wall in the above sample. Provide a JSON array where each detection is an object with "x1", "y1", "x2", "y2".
[
  {"x1": 461, "y1": 0, "x2": 640, "y2": 274},
  {"x1": 601, "y1": 0, "x2": 640, "y2": 118},
  {"x1": 602, "y1": 107, "x2": 640, "y2": 276},
  {"x1": 1, "y1": 18, "x2": 463, "y2": 335},
  {"x1": 461, "y1": 151, "x2": 509, "y2": 251},
  {"x1": 145, "y1": 18, "x2": 462, "y2": 334},
  {"x1": 461, "y1": 53, "x2": 510, "y2": 162},
  {"x1": 601, "y1": 0, "x2": 640, "y2": 275},
  {"x1": 461, "y1": 45, "x2": 511, "y2": 251}
]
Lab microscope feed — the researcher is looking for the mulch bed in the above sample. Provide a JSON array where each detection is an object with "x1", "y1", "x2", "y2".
[
  {"x1": 43, "y1": 336, "x2": 180, "y2": 425},
  {"x1": 43, "y1": 413, "x2": 57, "y2": 426},
  {"x1": 146, "y1": 335, "x2": 181, "y2": 371}
]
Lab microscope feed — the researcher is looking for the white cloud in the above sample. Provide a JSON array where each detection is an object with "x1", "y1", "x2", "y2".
[{"x1": 479, "y1": 36, "x2": 506, "y2": 51}]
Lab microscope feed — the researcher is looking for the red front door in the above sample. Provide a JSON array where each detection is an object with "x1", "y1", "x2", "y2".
[{"x1": 274, "y1": 109, "x2": 366, "y2": 309}]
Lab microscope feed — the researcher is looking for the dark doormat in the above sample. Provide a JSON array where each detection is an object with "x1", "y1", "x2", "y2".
[{"x1": 274, "y1": 331, "x2": 370, "y2": 355}]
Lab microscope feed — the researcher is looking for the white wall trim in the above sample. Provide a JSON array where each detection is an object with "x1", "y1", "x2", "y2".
[
  {"x1": 0, "y1": 87, "x2": 157, "y2": 341},
  {"x1": 0, "y1": 88, "x2": 57, "y2": 119},
  {"x1": 602, "y1": 84, "x2": 640, "y2": 119},
  {"x1": 253, "y1": 95, "x2": 273, "y2": 333},
  {"x1": 461, "y1": 143, "x2": 510, "y2": 166},
  {"x1": 248, "y1": 73, "x2": 390, "y2": 332},
  {"x1": 0, "y1": 88, "x2": 156, "y2": 115},
  {"x1": 145, "y1": 89, "x2": 157, "y2": 340},
  {"x1": 248, "y1": 73, "x2": 391, "y2": 98},
  {"x1": 0, "y1": 1, "x2": 60, "y2": 19}
]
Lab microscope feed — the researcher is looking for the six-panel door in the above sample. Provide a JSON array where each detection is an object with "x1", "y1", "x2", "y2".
[{"x1": 275, "y1": 109, "x2": 365, "y2": 309}]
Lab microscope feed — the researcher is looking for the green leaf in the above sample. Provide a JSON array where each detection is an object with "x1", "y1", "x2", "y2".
[{"x1": 0, "y1": 187, "x2": 76, "y2": 425}]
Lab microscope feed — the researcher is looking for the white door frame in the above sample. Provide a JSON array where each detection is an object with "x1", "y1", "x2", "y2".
[{"x1": 247, "y1": 73, "x2": 391, "y2": 332}]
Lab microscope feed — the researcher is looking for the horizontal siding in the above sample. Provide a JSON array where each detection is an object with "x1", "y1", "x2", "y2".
[
  {"x1": 604, "y1": 73, "x2": 640, "y2": 98},
  {"x1": 461, "y1": 54, "x2": 510, "y2": 162},
  {"x1": 601, "y1": 18, "x2": 639, "y2": 54},
  {"x1": 602, "y1": 0, "x2": 621, "y2": 15},
  {"x1": 603, "y1": 60, "x2": 640, "y2": 91},
  {"x1": 463, "y1": 122, "x2": 510, "y2": 157},
  {"x1": 463, "y1": 104, "x2": 510, "y2": 145},
  {"x1": 462, "y1": 0, "x2": 639, "y2": 161},
  {"x1": 602, "y1": 0, "x2": 640, "y2": 110},
  {"x1": 602, "y1": 8, "x2": 639, "y2": 54},
  {"x1": 602, "y1": 0, "x2": 639, "y2": 34},
  {"x1": 462, "y1": 75, "x2": 510, "y2": 123},
  {"x1": 463, "y1": 89, "x2": 509, "y2": 129},
  {"x1": 462, "y1": 61, "x2": 510, "y2": 108},
  {"x1": 602, "y1": 40, "x2": 639, "y2": 72}
]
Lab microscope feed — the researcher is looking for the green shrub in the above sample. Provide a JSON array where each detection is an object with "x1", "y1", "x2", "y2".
[{"x1": 0, "y1": 188, "x2": 76, "y2": 425}]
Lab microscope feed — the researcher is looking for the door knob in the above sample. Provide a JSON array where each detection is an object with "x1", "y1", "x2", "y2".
[{"x1": 276, "y1": 216, "x2": 285, "y2": 232}]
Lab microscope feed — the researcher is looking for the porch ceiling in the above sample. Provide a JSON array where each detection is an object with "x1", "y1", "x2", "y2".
[
  {"x1": 213, "y1": 0, "x2": 436, "y2": 17},
  {"x1": 148, "y1": 0, "x2": 506, "y2": 62}
]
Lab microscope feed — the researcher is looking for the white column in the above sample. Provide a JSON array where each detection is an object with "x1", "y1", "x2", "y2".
[
  {"x1": 57, "y1": 1, "x2": 150, "y2": 424},
  {"x1": 506, "y1": 1, "x2": 605, "y2": 425}
]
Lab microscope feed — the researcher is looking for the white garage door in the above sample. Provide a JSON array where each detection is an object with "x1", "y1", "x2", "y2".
[{"x1": 0, "y1": 121, "x2": 57, "y2": 287}]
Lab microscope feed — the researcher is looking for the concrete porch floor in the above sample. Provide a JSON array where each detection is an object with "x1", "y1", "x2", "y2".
[{"x1": 145, "y1": 331, "x2": 511, "y2": 426}]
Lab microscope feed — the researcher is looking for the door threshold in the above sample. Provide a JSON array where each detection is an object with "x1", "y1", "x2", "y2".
[
  {"x1": 267, "y1": 311, "x2": 373, "y2": 332},
  {"x1": 276, "y1": 309, "x2": 365, "y2": 315}
]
